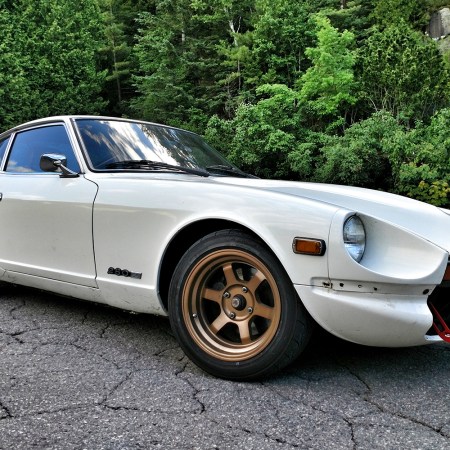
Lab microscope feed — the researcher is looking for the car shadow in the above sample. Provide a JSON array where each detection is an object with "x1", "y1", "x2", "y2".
[{"x1": 284, "y1": 323, "x2": 448, "y2": 382}]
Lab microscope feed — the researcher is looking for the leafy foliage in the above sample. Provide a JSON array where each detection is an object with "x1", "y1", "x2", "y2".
[
  {"x1": 131, "y1": 0, "x2": 254, "y2": 131},
  {"x1": 359, "y1": 21, "x2": 450, "y2": 123},
  {"x1": 206, "y1": 84, "x2": 303, "y2": 178},
  {"x1": 370, "y1": 0, "x2": 427, "y2": 29},
  {"x1": 316, "y1": 112, "x2": 398, "y2": 189},
  {"x1": 0, "y1": 0, "x2": 106, "y2": 131},
  {"x1": 244, "y1": 0, "x2": 316, "y2": 88},
  {"x1": 298, "y1": 15, "x2": 357, "y2": 128},
  {"x1": 1, "y1": 0, "x2": 450, "y2": 206},
  {"x1": 98, "y1": 0, "x2": 135, "y2": 115},
  {"x1": 316, "y1": 108, "x2": 450, "y2": 206},
  {"x1": 390, "y1": 108, "x2": 450, "y2": 205}
]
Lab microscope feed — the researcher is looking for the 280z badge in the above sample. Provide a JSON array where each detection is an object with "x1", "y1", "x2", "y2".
[{"x1": 107, "y1": 267, "x2": 142, "y2": 279}]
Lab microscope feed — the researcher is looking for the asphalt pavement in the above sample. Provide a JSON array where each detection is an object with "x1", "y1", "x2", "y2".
[{"x1": 0, "y1": 282, "x2": 449, "y2": 449}]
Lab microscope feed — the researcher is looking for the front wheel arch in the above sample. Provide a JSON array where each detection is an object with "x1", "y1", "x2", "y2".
[{"x1": 158, "y1": 220, "x2": 261, "y2": 311}]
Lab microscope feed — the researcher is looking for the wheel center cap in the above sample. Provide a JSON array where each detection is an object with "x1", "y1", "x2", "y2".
[{"x1": 231, "y1": 295, "x2": 247, "y2": 311}]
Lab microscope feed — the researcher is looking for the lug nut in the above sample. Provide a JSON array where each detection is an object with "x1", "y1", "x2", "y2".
[
  {"x1": 223, "y1": 292, "x2": 231, "y2": 299},
  {"x1": 247, "y1": 307, "x2": 253, "y2": 314},
  {"x1": 229, "y1": 312, "x2": 236, "y2": 319},
  {"x1": 242, "y1": 287, "x2": 248, "y2": 293}
]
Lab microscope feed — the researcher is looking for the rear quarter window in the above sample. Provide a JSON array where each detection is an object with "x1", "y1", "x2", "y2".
[{"x1": 0, "y1": 137, "x2": 9, "y2": 166}]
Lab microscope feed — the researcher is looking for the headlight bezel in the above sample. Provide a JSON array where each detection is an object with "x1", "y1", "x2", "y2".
[{"x1": 343, "y1": 215, "x2": 366, "y2": 263}]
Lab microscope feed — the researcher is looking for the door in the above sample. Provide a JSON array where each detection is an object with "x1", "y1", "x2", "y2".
[{"x1": 0, "y1": 123, "x2": 98, "y2": 287}]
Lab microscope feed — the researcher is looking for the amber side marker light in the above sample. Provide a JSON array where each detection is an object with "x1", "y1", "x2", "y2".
[{"x1": 293, "y1": 238, "x2": 326, "y2": 256}]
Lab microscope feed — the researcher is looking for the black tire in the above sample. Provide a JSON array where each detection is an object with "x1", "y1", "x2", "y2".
[{"x1": 168, "y1": 229, "x2": 313, "y2": 380}]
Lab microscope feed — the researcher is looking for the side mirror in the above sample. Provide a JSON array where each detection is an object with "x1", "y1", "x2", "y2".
[
  {"x1": 40, "y1": 153, "x2": 79, "y2": 178},
  {"x1": 40, "y1": 154, "x2": 67, "y2": 172}
]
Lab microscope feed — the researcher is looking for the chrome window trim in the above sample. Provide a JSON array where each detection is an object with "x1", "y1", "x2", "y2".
[{"x1": 0, "y1": 134, "x2": 14, "y2": 172}]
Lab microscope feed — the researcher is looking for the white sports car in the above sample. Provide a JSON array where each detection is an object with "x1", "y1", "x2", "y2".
[{"x1": 0, "y1": 116, "x2": 449, "y2": 380}]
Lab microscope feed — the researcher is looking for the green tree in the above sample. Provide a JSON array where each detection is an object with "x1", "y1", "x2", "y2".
[
  {"x1": 387, "y1": 108, "x2": 450, "y2": 206},
  {"x1": 324, "y1": 0, "x2": 374, "y2": 38},
  {"x1": 315, "y1": 109, "x2": 450, "y2": 207},
  {"x1": 206, "y1": 10, "x2": 359, "y2": 179},
  {"x1": 0, "y1": 7, "x2": 32, "y2": 130},
  {"x1": 206, "y1": 84, "x2": 306, "y2": 178},
  {"x1": 191, "y1": 0, "x2": 254, "y2": 117},
  {"x1": 298, "y1": 15, "x2": 358, "y2": 130},
  {"x1": 371, "y1": 0, "x2": 432, "y2": 29},
  {"x1": 132, "y1": 0, "x2": 244, "y2": 130},
  {"x1": 132, "y1": 3, "x2": 197, "y2": 128},
  {"x1": 316, "y1": 111, "x2": 400, "y2": 188},
  {"x1": 98, "y1": 0, "x2": 134, "y2": 115},
  {"x1": 244, "y1": 0, "x2": 317, "y2": 89},
  {"x1": 359, "y1": 21, "x2": 450, "y2": 123},
  {"x1": 0, "y1": 0, "x2": 106, "y2": 131}
]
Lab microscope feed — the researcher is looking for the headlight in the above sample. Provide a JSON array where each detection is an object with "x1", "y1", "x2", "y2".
[{"x1": 343, "y1": 216, "x2": 366, "y2": 262}]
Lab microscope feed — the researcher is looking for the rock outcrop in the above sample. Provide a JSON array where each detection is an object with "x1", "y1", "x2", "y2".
[{"x1": 428, "y1": 8, "x2": 450, "y2": 39}]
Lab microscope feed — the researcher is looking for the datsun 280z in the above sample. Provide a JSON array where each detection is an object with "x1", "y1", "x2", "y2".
[{"x1": 0, "y1": 116, "x2": 449, "y2": 380}]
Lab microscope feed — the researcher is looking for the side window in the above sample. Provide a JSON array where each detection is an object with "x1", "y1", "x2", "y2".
[
  {"x1": 0, "y1": 137, "x2": 9, "y2": 166},
  {"x1": 5, "y1": 125, "x2": 80, "y2": 173}
]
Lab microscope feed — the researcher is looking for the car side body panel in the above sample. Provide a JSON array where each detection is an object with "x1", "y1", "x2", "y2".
[
  {"x1": 87, "y1": 173, "x2": 337, "y2": 314},
  {"x1": 0, "y1": 173, "x2": 98, "y2": 286}
]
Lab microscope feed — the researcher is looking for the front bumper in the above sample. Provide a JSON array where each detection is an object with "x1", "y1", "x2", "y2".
[
  {"x1": 296, "y1": 284, "x2": 436, "y2": 347},
  {"x1": 309, "y1": 211, "x2": 450, "y2": 348}
]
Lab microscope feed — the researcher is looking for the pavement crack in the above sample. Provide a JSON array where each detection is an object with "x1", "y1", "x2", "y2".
[
  {"x1": 175, "y1": 363, "x2": 206, "y2": 414},
  {"x1": 102, "y1": 404, "x2": 142, "y2": 413},
  {"x1": 369, "y1": 397, "x2": 449, "y2": 438},
  {"x1": 69, "y1": 342, "x2": 122, "y2": 370},
  {"x1": 337, "y1": 363, "x2": 449, "y2": 437},
  {"x1": 10, "y1": 328, "x2": 39, "y2": 339},
  {"x1": 153, "y1": 344, "x2": 182, "y2": 358},
  {"x1": 343, "y1": 418, "x2": 357, "y2": 450},
  {"x1": 0, "y1": 403, "x2": 97, "y2": 420},
  {"x1": 8, "y1": 299, "x2": 26, "y2": 319},
  {"x1": 99, "y1": 322, "x2": 112, "y2": 339},
  {"x1": 101, "y1": 370, "x2": 133, "y2": 405},
  {"x1": 335, "y1": 361, "x2": 372, "y2": 394},
  {"x1": 80, "y1": 310, "x2": 90, "y2": 325},
  {"x1": 0, "y1": 401, "x2": 13, "y2": 420}
]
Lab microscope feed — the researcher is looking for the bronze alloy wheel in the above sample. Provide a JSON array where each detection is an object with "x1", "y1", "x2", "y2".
[
  {"x1": 182, "y1": 249, "x2": 282, "y2": 362},
  {"x1": 168, "y1": 229, "x2": 313, "y2": 380}
]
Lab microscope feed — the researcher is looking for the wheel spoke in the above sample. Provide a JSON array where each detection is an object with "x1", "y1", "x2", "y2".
[
  {"x1": 202, "y1": 288, "x2": 223, "y2": 304},
  {"x1": 254, "y1": 301, "x2": 274, "y2": 320},
  {"x1": 237, "y1": 320, "x2": 251, "y2": 344},
  {"x1": 223, "y1": 263, "x2": 238, "y2": 286},
  {"x1": 210, "y1": 312, "x2": 230, "y2": 335},
  {"x1": 246, "y1": 269, "x2": 265, "y2": 293}
]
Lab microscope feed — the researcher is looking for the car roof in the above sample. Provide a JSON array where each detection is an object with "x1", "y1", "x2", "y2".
[{"x1": 0, "y1": 116, "x2": 188, "y2": 139}]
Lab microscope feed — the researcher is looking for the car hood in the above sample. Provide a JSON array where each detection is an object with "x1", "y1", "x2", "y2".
[{"x1": 216, "y1": 178, "x2": 450, "y2": 253}]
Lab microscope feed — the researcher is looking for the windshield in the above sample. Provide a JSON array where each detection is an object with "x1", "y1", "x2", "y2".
[{"x1": 75, "y1": 119, "x2": 236, "y2": 172}]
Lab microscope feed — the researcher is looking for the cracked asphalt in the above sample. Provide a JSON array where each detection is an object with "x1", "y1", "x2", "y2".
[{"x1": 0, "y1": 282, "x2": 449, "y2": 450}]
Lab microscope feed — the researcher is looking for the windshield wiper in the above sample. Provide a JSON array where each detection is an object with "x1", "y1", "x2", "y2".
[
  {"x1": 105, "y1": 160, "x2": 210, "y2": 177},
  {"x1": 206, "y1": 164, "x2": 257, "y2": 178}
]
